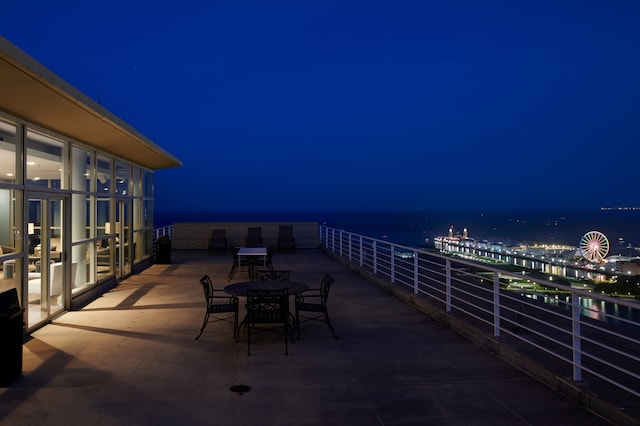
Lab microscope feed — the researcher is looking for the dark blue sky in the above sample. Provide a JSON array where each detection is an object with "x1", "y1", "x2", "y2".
[{"x1": 3, "y1": 1, "x2": 640, "y2": 213}]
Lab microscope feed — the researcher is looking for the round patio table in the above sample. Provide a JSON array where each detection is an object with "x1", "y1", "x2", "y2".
[{"x1": 224, "y1": 280, "x2": 308, "y2": 296}]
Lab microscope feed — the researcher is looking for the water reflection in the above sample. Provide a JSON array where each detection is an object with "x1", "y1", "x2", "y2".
[{"x1": 522, "y1": 292, "x2": 639, "y2": 330}]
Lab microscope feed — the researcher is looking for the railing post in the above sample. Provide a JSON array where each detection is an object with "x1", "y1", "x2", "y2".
[
  {"x1": 493, "y1": 271, "x2": 500, "y2": 337},
  {"x1": 334, "y1": 228, "x2": 338, "y2": 252},
  {"x1": 333, "y1": 228, "x2": 337, "y2": 252},
  {"x1": 445, "y1": 259, "x2": 452, "y2": 312},
  {"x1": 373, "y1": 240, "x2": 378, "y2": 274},
  {"x1": 348, "y1": 233, "x2": 352, "y2": 261},
  {"x1": 572, "y1": 292, "x2": 583, "y2": 381},
  {"x1": 330, "y1": 228, "x2": 335, "y2": 252},
  {"x1": 390, "y1": 245, "x2": 395, "y2": 283},
  {"x1": 413, "y1": 250, "x2": 419, "y2": 295},
  {"x1": 359, "y1": 236, "x2": 364, "y2": 267},
  {"x1": 339, "y1": 230, "x2": 343, "y2": 256},
  {"x1": 332, "y1": 228, "x2": 336, "y2": 250}
]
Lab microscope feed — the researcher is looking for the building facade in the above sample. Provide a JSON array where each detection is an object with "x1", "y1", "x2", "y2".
[{"x1": 0, "y1": 37, "x2": 181, "y2": 331}]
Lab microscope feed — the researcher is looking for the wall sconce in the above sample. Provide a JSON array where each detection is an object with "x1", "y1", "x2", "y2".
[
  {"x1": 104, "y1": 222, "x2": 111, "y2": 234},
  {"x1": 28, "y1": 223, "x2": 35, "y2": 235}
]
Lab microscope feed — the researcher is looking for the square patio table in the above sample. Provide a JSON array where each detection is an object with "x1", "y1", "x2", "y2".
[{"x1": 237, "y1": 247, "x2": 267, "y2": 279}]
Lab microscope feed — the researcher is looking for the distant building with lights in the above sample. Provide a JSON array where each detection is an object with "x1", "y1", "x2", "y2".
[{"x1": 614, "y1": 258, "x2": 640, "y2": 276}]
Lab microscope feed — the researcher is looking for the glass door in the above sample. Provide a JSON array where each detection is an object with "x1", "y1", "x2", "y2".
[{"x1": 27, "y1": 196, "x2": 67, "y2": 327}]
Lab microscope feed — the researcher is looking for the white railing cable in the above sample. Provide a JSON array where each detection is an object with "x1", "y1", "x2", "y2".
[{"x1": 153, "y1": 225, "x2": 174, "y2": 242}]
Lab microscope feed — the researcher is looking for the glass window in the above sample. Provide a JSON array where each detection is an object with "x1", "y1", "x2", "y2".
[
  {"x1": 0, "y1": 119, "x2": 17, "y2": 185},
  {"x1": 133, "y1": 198, "x2": 142, "y2": 231},
  {"x1": 71, "y1": 193, "x2": 91, "y2": 239},
  {"x1": 143, "y1": 229, "x2": 154, "y2": 257},
  {"x1": 71, "y1": 147, "x2": 92, "y2": 191},
  {"x1": 115, "y1": 161, "x2": 130, "y2": 196},
  {"x1": 97, "y1": 198, "x2": 110, "y2": 237},
  {"x1": 26, "y1": 130, "x2": 64, "y2": 188},
  {"x1": 142, "y1": 169, "x2": 153, "y2": 198},
  {"x1": 71, "y1": 242, "x2": 94, "y2": 292},
  {"x1": 143, "y1": 199, "x2": 153, "y2": 228},
  {"x1": 141, "y1": 169, "x2": 153, "y2": 230},
  {"x1": 133, "y1": 230, "x2": 142, "y2": 262},
  {"x1": 96, "y1": 154, "x2": 112, "y2": 194},
  {"x1": 0, "y1": 188, "x2": 20, "y2": 254},
  {"x1": 26, "y1": 199, "x2": 42, "y2": 255},
  {"x1": 0, "y1": 258, "x2": 24, "y2": 305},
  {"x1": 132, "y1": 167, "x2": 141, "y2": 197},
  {"x1": 96, "y1": 238, "x2": 113, "y2": 280}
]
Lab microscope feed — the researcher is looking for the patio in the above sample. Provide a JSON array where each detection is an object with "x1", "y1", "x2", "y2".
[{"x1": 0, "y1": 249, "x2": 610, "y2": 425}]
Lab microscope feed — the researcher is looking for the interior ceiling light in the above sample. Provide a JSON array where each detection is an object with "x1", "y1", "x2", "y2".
[{"x1": 26, "y1": 161, "x2": 35, "y2": 166}]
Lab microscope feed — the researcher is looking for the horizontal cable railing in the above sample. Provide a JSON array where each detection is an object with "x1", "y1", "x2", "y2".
[
  {"x1": 320, "y1": 225, "x2": 640, "y2": 402},
  {"x1": 153, "y1": 225, "x2": 174, "y2": 242}
]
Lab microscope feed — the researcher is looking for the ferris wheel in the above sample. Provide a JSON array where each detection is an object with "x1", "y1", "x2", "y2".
[{"x1": 579, "y1": 231, "x2": 609, "y2": 263}]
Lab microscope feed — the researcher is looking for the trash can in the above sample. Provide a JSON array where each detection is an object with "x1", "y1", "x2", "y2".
[
  {"x1": 0, "y1": 288, "x2": 25, "y2": 385},
  {"x1": 155, "y1": 235, "x2": 171, "y2": 264}
]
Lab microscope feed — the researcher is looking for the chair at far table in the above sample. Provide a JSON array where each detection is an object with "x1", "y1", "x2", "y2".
[
  {"x1": 246, "y1": 226, "x2": 263, "y2": 248},
  {"x1": 196, "y1": 275, "x2": 239, "y2": 341},
  {"x1": 251, "y1": 246, "x2": 276, "y2": 273},
  {"x1": 227, "y1": 247, "x2": 248, "y2": 281},
  {"x1": 246, "y1": 288, "x2": 291, "y2": 355},
  {"x1": 295, "y1": 274, "x2": 338, "y2": 339},
  {"x1": 264, "y1": 246, "x2": 275, "y2": 270},
  {"x1": 256, "y1": 269, "x2": 291, "y2": 281},
  {"x1": 277, "y1": 224, "x2": 296, "y2": 252},
  {"x1": 207, "y1": 229, "x2": 228, "y2": 255}
]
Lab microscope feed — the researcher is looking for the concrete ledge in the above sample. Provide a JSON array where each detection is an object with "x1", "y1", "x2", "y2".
[
  {"x1": 172, "y1": 222, "x2": 320, "y2": 250},
  {"x1": 323, "y1": 247, "x2": 640, "y2": 426}
]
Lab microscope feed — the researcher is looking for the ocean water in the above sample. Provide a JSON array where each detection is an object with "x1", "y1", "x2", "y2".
[{"x1": 155, "y1": 209, "x2": 640, "y2": 254}]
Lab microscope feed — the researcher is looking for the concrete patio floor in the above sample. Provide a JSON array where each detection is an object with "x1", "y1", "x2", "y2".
[{"x1": 0, "y1": 249, "x2": 612, "y2": 425}]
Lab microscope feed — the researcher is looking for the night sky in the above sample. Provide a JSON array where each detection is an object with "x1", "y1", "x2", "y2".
[{"x1": 3, "y1": 1, "x2": 640, "y2": 213}]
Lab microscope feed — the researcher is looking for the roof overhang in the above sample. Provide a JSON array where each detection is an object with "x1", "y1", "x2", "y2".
[{"x1": 0, "y1": 36, "x2": 182, "y2": 170}]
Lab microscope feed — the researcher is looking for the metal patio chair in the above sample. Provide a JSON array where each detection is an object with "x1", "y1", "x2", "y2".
[
  {"x1": 196, "y1": 275, "x2": 239, "y2": 340},
  {"x1": 207, "y1": 229, "x2": 228, "y2": 255},
  {"x1": 246, "y1": 288, "x2": 291, "y2": 355},
  {"x1": 256, "y1": 269, "x2": 291, "y2": 281},
  {"x1": 295, "y1": 274, "x2": 338, "y2": 339},
  {"x1": 227, "y1": 247, "x2": 249, "y2": 281},
  {"x1": 245, "y1": 226, "x2": 264, "y2": 248},
  {"x1": 277, "y1": 224, "x2": 296, "y2": 252}
]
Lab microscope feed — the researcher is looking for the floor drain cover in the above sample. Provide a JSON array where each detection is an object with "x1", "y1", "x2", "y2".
[{"x1": 229, "y1": 385, "x2": 252, "y2": 395}]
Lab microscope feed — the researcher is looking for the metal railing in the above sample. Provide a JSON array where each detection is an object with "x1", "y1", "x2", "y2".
[
  {"x1": 153, "y1": 225, "x2": 174, "y2": 242},
  {"x1": 320, "y1": 225, "x2": 640, "y2": 402}
]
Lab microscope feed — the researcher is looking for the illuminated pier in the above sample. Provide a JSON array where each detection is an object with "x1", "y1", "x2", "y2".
[{"x1": 433, "y1": 229, "x2": 628, "y2": 282}]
